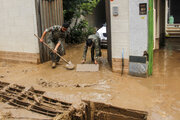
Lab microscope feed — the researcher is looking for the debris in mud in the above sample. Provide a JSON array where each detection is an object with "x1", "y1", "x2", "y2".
[
  {"x1": 37, "y1": 79, "x2": 68, "y2": 88},
  {"x1": 53, "y1": 103, "x2": 86, "y2": 120},
  {"x1": 22, "y1": 69, "x2": 28, "y2": 73},
  {"x1": 0, "y1": 81, "x2": 148, "y2": 120},
  {"x1": 37, "y1": 79, "x2": 104, "y2": 88},
  {"x1": 0, "y1": 81, "x2": 73, "y2": 117},
  {"x1": 84, "y1": 100, "x2": 148, "y2": 120},
  {"x1": 0, "y1": 81, "x2": 10, "y2": 90},
  {"x1": 74, "y1": 84, "x2": 81, "y2": 88},
  {"x1": 0, "y1": 81, "x2": 88, "y2": 119},
  {"x1": 0, "y1": 111, "x2": 12, "y2": 120},
  {"x1": 0, "y1": 75, "x2": 5, "y2": 78}
]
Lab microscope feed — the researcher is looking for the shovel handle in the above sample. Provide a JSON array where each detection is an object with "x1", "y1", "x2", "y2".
[{"x1": 34, "y1": 34, "x2": 69, "y2": 64}]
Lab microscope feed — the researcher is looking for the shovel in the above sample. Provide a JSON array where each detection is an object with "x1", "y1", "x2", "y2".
[{"x1": 34, "y1": 34, "x2": 75, "y2": 70}]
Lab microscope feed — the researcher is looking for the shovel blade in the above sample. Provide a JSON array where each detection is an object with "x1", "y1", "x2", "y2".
[{"x1": 65, "y1": 61, "x2": 75, "y2": 70}]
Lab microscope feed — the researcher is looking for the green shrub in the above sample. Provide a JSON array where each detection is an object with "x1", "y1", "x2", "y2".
[
  {"x1": 63, "y1": 0, "x2": 100, "y2": 44},
  {"x1": 66, "y1": 20, "x2": 96, "y2": 44}
]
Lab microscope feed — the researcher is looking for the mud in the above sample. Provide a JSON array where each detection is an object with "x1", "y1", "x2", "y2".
[
  {"x1": 37, "y1": 78, "x2": 107, "y2": 88},
  {"x1": 0, "y1": 112, "x2": 12, "y2": 120},
  {"x1": 0, "y1": 38, "x2": 180, "y2": 120},
  {"x1": 0, "y1": 81, "x2": 148, "y2": 120}
]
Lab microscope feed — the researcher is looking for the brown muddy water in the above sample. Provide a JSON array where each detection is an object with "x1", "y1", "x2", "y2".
[{"x1": 0, "y1": 39, "x2": 180, "y2": 120}]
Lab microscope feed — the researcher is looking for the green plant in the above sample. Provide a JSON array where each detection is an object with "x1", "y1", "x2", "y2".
[
  {"x1": 66, "y1": 20, "x2": 96, "y2": 44},
  {"x1": 63, "y1": 0, "x2": 100, "y2": 44}
]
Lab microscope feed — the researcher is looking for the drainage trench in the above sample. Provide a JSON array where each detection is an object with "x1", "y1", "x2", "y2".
[{"x1": 0, "y1": 81, "x2": 148, "y2": 120}]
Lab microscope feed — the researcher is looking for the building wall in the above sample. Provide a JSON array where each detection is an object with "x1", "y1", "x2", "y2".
[
  {"x1": 0, "y1": 0, "x2": 39, "y2": 63},
  {"x1": 110, "y1": 0, "x2": 129, "y2": 73},
  {"x1": 129, "y1": 0, "x2": 148, "y2": 56}
]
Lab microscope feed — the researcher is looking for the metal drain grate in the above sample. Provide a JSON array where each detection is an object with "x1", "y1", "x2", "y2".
[
  {"x1": 0, "y1": 81, "x2": 73, "y2": 117},
  {"x1": 0, "y1": 81, "x2": 10, "y2": 90},
  {"x1": 0, "y1": 81, "x2": 148, "y2": 120}
]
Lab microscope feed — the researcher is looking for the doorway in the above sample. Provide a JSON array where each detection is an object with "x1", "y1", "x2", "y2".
[{"x1": 86, "y1": 0, "x2": 112, "y2": 67}]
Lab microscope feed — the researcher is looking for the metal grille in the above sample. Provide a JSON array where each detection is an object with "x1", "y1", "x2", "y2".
[{"x1": 0, "y1": 81, "x2": 72, "y2": 117}]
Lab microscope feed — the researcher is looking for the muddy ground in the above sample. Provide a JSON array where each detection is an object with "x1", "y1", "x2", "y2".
[{"x1": 0, "y1": 39, "x2": 180, "y2": 120}]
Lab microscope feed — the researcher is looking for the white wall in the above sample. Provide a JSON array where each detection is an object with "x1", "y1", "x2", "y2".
[
  {"x1": 129, "y1": 0, "x2": 148, "y2": 56},
  {"x1": 0, "y1": 0, "x2": 39, "y2": 53},
  {"x1": 110, "y1": 0, "x2": 129, "y2": 59}
]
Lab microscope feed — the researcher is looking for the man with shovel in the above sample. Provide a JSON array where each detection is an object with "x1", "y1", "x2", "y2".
[
  {"x1": 40, "y1": 23, "x2": 69, "y2": 68},
  {"x1": 81, "y1": 31, "x2": 102, "y2": 64}
]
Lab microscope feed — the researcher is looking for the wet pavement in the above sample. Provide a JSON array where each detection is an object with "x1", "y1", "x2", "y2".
[{"x1": 0, "y1": 38, "x2": 180, "y2": 120}]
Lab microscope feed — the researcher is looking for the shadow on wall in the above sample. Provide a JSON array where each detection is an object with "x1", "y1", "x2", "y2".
[{"x1": 86, "y1": 0, "x2": 106, "y2": 29}]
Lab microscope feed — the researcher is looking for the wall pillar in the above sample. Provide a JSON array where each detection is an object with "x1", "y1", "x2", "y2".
[{"x1": 148, "y1": 0, "x2": 154, "y2": 75}]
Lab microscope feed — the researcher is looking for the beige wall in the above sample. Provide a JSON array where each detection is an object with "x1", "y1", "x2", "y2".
[
  {"x1": 110, "y1": 0, "x2": 129, "y2": 59},
  {"x1": 110, "y1": 0, "x2": 129, "y2": 72},
  {"x1": 129, "y1": 0, "x2": 148, "y2": 56},
  {"x1": 0, "y1": 0, "x2": 39, "y2": 53},
  {"x1": 0, "y1": 0, "x2": 39, "y2": 63}
]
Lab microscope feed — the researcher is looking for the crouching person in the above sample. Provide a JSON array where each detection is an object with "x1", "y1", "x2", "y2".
[{"x1": 81, "y1": 33, "x2": 102, "y2": 64}]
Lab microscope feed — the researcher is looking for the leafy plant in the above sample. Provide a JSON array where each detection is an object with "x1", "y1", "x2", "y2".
[
  {"x1": 66, "y1": 20, "x2": 96, "y2": 44},
  {"x1": 63, "y1": 0, "x2": 100, "y2": 43}
]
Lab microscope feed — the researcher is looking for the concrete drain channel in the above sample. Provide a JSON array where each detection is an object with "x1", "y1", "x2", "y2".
[{"x1": 0, "y1": 81, "x2": 148, "y2": 120}]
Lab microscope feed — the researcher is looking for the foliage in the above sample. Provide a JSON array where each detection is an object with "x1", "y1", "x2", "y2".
[
  {"x1": 63, "y1": 0, "x2": 100, "y2": 44},
  {"x1": 63, "y1": 0, "x2": 100, "y2": 22},
  {"x1": 66, "y1": 20, "x2": 96, "y2": 44}
]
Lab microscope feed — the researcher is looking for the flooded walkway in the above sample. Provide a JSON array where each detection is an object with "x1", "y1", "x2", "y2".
[{"x1": 0, "y1": 39, "x2": 180, "y2": 120}]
